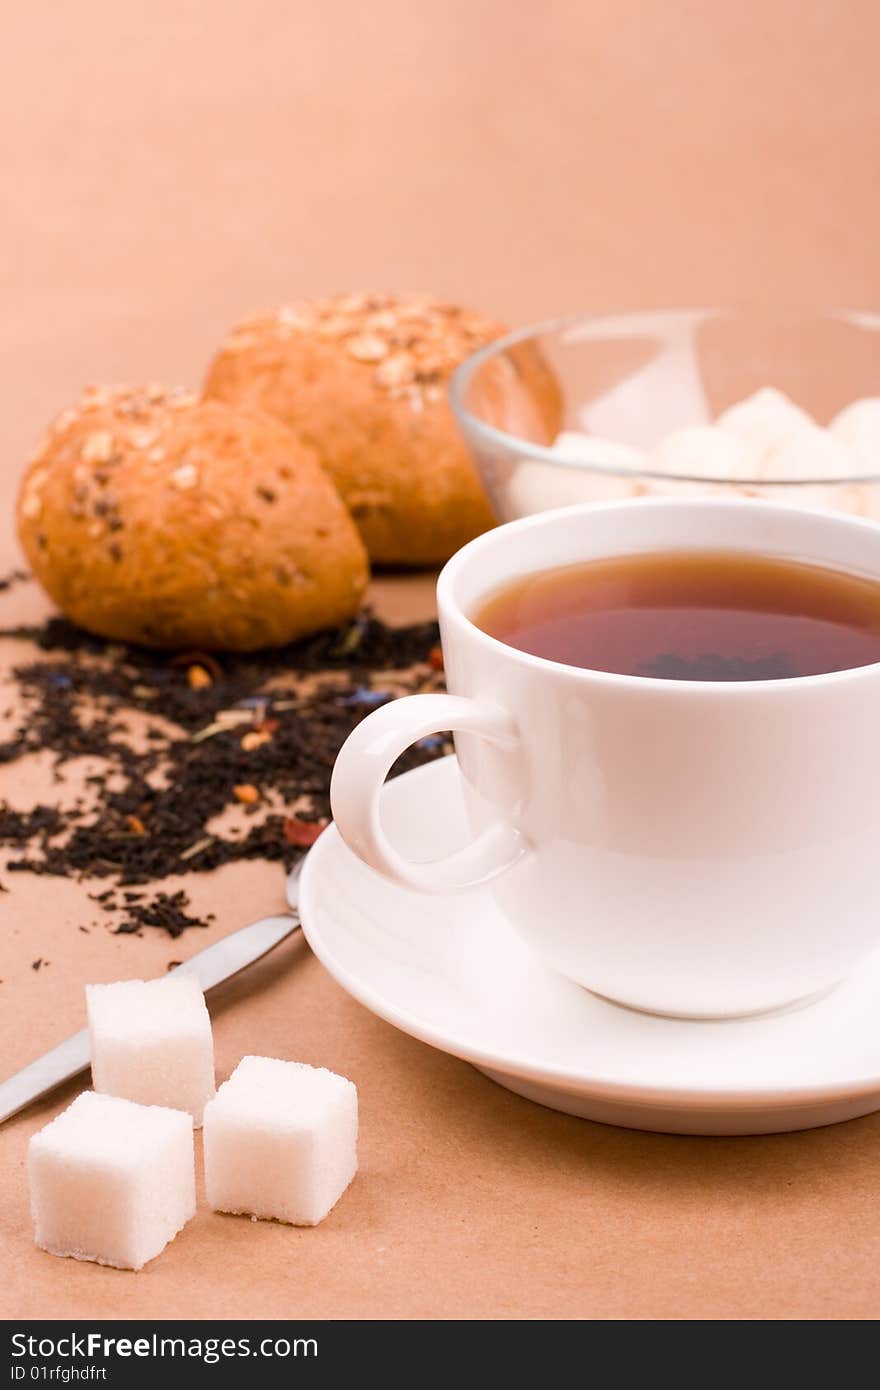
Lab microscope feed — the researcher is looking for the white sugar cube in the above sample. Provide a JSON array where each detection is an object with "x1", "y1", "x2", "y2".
[
  {"x1": 87, "y1": 976, "x2": 215, "y2": 1125},
  {"x1": 765, "y1": 426, "x2": 857, "y2": 480},
  {"x1": 830, "y1": 398, "x2": 880, "y2": 467},
  {"x1": 552, "y1": 431, "x2": 649, "y2": 472},
  {"x1": 650, "y1": 425, "x2": 759, "y2": 480},
  {"x1": 29, "y1": 1091, "x2": 195, "y2": 1270},
  {"x1": 204, "y1": 1056, "x2": 358, "y2": 1227},
  {"x1": 716, "y1": 387, "x2": 815, "y2": 465},
  {"x1": 506, "y1": 435, "x2": 649, "y2": 516},
  {"x1": 507, "y1": 459, "x2": 635, "y2": 514}
]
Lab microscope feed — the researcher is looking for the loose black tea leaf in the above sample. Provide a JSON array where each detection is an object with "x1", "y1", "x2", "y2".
[{"x1": 0, "y1": 609, "x2": 445, "y2": 937}]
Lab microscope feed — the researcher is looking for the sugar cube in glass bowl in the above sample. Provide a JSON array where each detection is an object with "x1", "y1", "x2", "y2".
[{"x1": 450, "y1": 308, "x2": 880, "y2": 523}]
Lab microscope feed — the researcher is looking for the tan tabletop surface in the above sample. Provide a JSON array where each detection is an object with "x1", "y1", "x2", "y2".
[{"x1": 1, "y1": 1, "x2": 879, "y2": 1321}]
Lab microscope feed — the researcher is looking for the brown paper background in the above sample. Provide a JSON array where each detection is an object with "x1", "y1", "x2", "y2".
[{"x1": 1, "y1": 1, "x2": 879, "y2": 1320}]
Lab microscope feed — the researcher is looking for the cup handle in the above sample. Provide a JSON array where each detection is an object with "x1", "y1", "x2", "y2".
[{"x1": 330, "y1": 693, "x2": 526, "y2": 893}]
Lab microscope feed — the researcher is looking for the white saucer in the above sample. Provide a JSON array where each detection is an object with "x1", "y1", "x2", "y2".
[{"x1": 298, "y1": 757, "x2": 880, "y2": 1135}]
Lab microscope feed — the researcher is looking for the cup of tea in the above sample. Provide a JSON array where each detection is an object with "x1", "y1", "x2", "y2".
[{"x1": 330, "y1": 499, "x2": 880, "y2": 1018}]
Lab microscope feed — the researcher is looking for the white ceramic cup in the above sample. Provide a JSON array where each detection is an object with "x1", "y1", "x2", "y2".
[{"x1": 330, "y1": 499, "x2": 880, "y2": 1018}]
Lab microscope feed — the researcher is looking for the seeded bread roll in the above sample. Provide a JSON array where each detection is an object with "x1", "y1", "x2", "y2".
[
  {"x1": 203, "y1": 293, "x2": 562, "y2": 565},
  {"x1": 17, "y1": 386, "x2": 369, "y2": 650}
]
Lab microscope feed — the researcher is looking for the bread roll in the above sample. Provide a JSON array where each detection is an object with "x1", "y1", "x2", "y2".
[
  {"x1": 204, "y1": 293, "x2": 562, "y2": 565},
  {"x1": 17, "y1": 385, "x2": 369, "y2": 650}
]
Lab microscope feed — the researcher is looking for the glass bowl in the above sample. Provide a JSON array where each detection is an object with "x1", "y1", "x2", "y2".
[{"x1": 450, "y1": 308, "x2": 880, "y2": 523}]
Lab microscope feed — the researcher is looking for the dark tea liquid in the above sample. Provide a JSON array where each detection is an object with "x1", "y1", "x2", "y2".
[{"x1": 473, "y1": 551, "x2": 880, "y2": 680}]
